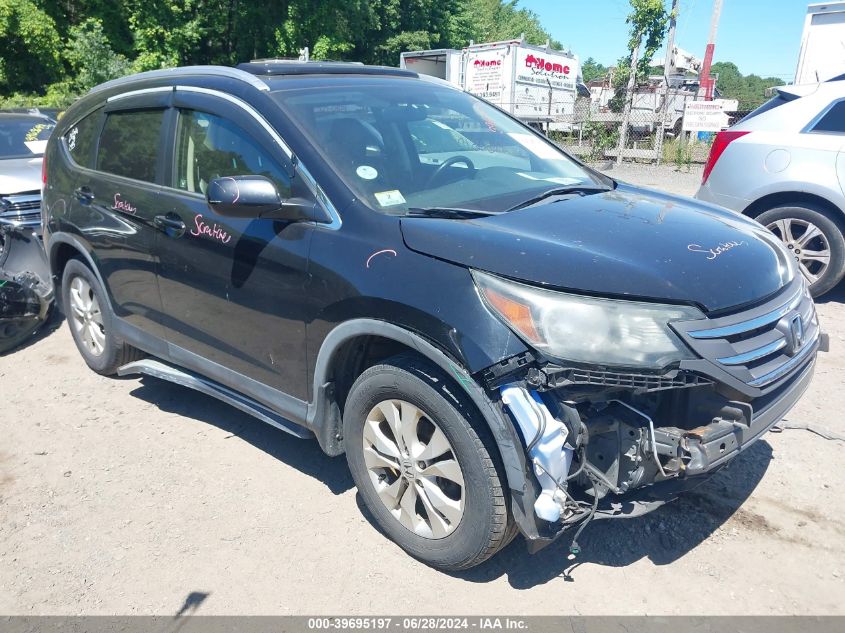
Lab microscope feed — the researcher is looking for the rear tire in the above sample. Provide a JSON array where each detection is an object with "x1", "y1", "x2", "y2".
[
  {"x1": 343, "y1": 354, "x2": 511, "y2": 570},
  {"x1": 62, "y1": 258, "x2": 143, "y2": 375},
  {"x1": 756, "y1": 205, "x2": 845, "y2": 297}
]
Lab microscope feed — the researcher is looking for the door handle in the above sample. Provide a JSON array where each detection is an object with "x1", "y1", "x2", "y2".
[
  {"x1": 154, "y1": 213, "x2": 187, "y2": 237},
  {"x1": 74, "y1": 186, "x2": 94, "y2": 204}
]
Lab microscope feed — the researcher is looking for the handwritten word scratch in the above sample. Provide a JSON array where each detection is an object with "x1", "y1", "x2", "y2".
[
  {"x1": 365, "y1": 249, "x2": 397, "y2": 268},
  {"x1": 112, "y1": 193, "x2": 137, "y2": 215},
  {"x1": 191, "y1": 214, "x2": 232, "y2": 244},
  {"x1": 687, "y1": 240, "x2": 746, "y2": 260}
]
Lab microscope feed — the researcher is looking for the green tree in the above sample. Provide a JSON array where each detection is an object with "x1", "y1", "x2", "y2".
[
  {"x1": 581, "y1": 57, "x2": 607, "y2": 83},
  {"x1": 615, "y1": 0, "x2": 669, "y2": 161},
  {"x1": 0, "y1": 0, "x2": 63, "y2": 93},
  {"x1": 1, "y1": 0, "x2": 568, "y2": 103},
  {"x1": 711, "y1": 61, "x2": 781, "y2": 110},
  {"x1": 39, "y1": 0, "x2": 134, "y2": 56},
  {"x1": 65, "y1": 18, "x2": 131, "y2": 91},
  {"x1": 126, "y1": 0, "x2": 204, "y2": 70},
  {"x1": 464, "y1": 0, "x2": 560, "y2": 47},
  {"x1": 614, "y1": 0, "x2": 669, "y2": 88}
]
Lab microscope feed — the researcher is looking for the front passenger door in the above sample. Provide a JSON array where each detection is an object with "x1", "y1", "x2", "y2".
[{"x1": 156, "y1": 91, "x2": 314, "y2": 401}]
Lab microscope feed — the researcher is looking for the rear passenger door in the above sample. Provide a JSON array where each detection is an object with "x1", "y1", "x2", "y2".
[
  {"x1": 77, "y1": 91, "x2": 170, "y2": 340},
  {"x1": 155, "y1": 88, "x2": 314, "y2": 401}
]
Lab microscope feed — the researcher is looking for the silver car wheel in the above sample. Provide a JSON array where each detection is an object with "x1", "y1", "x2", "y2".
[
  {"x1": 68, "y1": 276, "x2": 106, "y2": 356},
  {"x1": 766, "y1": 217, "x2": 831, "y2": 285},
  {"x1": 362, "y1": 399, "x2": 465, "y2": 539}
]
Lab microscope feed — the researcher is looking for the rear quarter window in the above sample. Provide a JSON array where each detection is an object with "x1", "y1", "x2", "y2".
[
  {"x1": 811, "y1": 100, "x2": 845, "y2": 133},
  {"x1": 64, "y1": 108, "x2": 102, "y2": 169},
  {"x1": 96, "y1": 109, "x2": 165, "y2": 183}
]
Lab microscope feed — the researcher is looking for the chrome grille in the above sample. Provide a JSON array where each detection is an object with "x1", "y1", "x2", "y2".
[
  {"x1": 0, "y1": 192, "x2": 41, "y2": 227},
  {"x1": 674, "y1": 279, "x2": 819, "y2": 390}
]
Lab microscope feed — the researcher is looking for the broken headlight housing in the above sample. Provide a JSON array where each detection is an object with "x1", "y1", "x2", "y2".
[{"x1": 472, "y1": 270, "x2": 704, "y2": 369}]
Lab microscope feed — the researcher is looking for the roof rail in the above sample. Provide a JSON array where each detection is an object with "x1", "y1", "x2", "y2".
[
  {"x1": 88, "y1": 65, "x2": 270, "y2": 94},
  {"x1": 236, "y1": 61, "x2": 415, "y2": 78}
]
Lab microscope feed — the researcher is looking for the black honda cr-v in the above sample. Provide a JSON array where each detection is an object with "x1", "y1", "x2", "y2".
[{"x1": 43, "y1": 62, "x2": 826, "y2": 570}]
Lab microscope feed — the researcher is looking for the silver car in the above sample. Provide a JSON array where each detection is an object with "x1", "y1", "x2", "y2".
[
  {"x1": 696, "y1": 78, "x2": 845, "y2": 297},
  {"x1": 0, "y1": 112, "x2": 56, "y2": 233}
]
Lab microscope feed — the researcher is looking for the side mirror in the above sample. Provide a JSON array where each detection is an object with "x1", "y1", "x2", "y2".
[
  {"x1": 206, "y1": 175, "x2": 324, "y2": 223},
  {"x1": 207, "y1": 175, "x2": 282, "y2": 218}
]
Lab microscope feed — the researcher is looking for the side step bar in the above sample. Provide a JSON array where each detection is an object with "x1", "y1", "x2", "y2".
[{"x1": 118, "y1": 359, "x2": 314, "y2": 440}]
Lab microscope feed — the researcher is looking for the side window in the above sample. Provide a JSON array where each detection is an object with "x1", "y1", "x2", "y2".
[
  {"x1": 174, "y1": 109, "x2": 291, "y2": 197},
  {"x1": 64, "y1": 109, "x2": 101, "y2": 168},
  {"x1": 812, "y1": 100, "x2": 845, "y2": 133},
  {"x1": 96, "y1": 109, "x2": 165, "y2": 183}
]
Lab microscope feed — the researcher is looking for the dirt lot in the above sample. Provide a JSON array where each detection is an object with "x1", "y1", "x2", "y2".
[{"x1": 1, "y1": 164, "x2": 844, "y2": 615}]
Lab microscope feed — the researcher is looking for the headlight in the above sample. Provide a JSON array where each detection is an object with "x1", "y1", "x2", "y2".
[{"x1": 472, "y1": 270, "x2": 704, "y2": 369}]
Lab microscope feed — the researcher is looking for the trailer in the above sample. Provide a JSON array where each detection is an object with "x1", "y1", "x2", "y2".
[
  {"x1": 400, "y1": 39, "x2": 581, "y2": 128},
  {"x1": 795, "y1": 2, "x2": 845, "y2": 84}
]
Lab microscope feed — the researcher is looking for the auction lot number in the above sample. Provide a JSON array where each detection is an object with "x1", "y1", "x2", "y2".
[{"x1": 308, "y1": 617, "x2": 528, "y2": 630}]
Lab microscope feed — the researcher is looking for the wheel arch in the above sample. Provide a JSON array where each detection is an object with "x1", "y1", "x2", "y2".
[
  {"x1": 48, "y1": 233, "x2": 108, "y2": 289},
  {"x1": 48, "y1": 233, "x2": 120, "y2": 314},
  {"x1": 305, "y1": 319, "x2": 530, "y2": 498},
  {"x1": 742, "y1": 191, "x2": 845, "y2": 226},
  {"x1": 306, "y1": 319, "x2": 544, "y2": 540}
]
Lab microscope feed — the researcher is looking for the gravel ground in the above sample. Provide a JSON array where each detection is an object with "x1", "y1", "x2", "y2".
[
  {"x1": 603, "y1": 162, "x2": 707, "y2": 198},
  {"x1": 1, "y1": 164, "x2": 844, "y2": 616}
]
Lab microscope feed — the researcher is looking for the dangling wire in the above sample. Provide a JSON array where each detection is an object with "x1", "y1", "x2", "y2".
[{"x1": 568, "y1": 485, "x2": 600, "y2": 556}]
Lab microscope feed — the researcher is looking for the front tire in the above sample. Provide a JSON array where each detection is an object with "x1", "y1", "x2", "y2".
[
  {"x1": 62, "y1": 258, "x2": 143, "y2": 375},
  {"x1": 343, "y1": 354, "x2": 510, "y2": 570},
  {"x1": 756, "y1": 204, "x2": 845, "y2": 297}
]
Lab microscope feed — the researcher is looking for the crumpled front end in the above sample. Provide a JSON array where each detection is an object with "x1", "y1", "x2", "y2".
[
  {"x1": 481, "y1": 276, "x2": 826, "y2": 553},
  {"x1": 0, "y1": 222, "x2": 54, "y2": 353}
]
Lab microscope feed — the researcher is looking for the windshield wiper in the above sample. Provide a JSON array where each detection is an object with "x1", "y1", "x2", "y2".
[
  {"x1": 506, "y1": 185, "x2": 611, "y2": 212},
  {"x1": 405, "y1": 207, "x2": 498, "y2": 220}
]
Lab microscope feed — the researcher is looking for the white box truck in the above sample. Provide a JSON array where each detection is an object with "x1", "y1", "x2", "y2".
[
  {"x1": 795, "y1": 2, "x2": 845, "y2": 84},
  {"x1": 398, "y1": 48, "x2": 465, "y2": 85},
  {"x1": 400, "y1": 39, "x2": 581, "y2": 128}
]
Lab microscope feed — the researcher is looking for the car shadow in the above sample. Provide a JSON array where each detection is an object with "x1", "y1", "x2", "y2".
[
  {"x1": 127, "y1": 376, "x2": 354, "y2": 495},
  {"x1": 816, "y1": 281, "x2": 845, "y2": 305},
  {"x1": 0, "y1": 303, "x2": 66, "y2": 356},
  {"x1": 446, "y1": 440, "x2": 773, "y2": 588},
  {"x1": 128, "y1": 368, "x2": 773, "y2": 586}
]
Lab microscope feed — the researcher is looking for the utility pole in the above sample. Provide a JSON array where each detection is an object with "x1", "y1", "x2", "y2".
[
  {"x1": 699, "y1": 0, "x2": 724, "y2": 100},
  {"x1": 655, "y1": 0, "x2": 679, "y2": 164}
]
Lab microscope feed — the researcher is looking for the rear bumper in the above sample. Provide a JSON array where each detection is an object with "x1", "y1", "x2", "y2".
[{"x1": 694, "y1": 182, "x2": 749, "y2": 213}]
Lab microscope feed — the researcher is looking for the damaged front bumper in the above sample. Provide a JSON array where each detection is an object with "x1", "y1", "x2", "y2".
[
  {"x1": 481, "y1": 278, "x2": 826, "y2": 552},
  {"x1": 0, "y1": 222, "x2": 54, "y2": 353}
]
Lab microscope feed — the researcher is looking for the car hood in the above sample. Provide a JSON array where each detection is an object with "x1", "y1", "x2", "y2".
[
  {"x1": 0, "y1": 156, "x2": 43, "y2": 195},
  {"x1": 400, "y1": 184, "x2": 794, "y2": 313}
]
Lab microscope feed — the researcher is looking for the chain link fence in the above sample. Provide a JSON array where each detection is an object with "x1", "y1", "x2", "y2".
[{"x1": 540, "y1": 87, "x2": 755, "y2": 166}]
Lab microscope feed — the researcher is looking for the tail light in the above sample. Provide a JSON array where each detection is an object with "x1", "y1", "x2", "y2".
[
  {"x1": 702, "y1": 130, "x2": 750, "y2": 185},
  {"x1": 41, "y1": 152, "x2": 47, "y2": 186}
]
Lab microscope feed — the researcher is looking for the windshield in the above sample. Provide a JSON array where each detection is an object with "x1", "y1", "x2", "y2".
[
  {"x1": 272, "y1": 79, "x2": 606, "y2": 214},
  {"x1": 0, "y1": 116, "x2": 55, "y2": 159}
]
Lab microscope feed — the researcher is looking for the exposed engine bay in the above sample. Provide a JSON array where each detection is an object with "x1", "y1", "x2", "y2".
[
  {"x1": 487, "y1": 350, "x2": 820, "y2": 554},
  {"x1": 0, "y1": 222, "x2": 54, "y2": 353}
]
